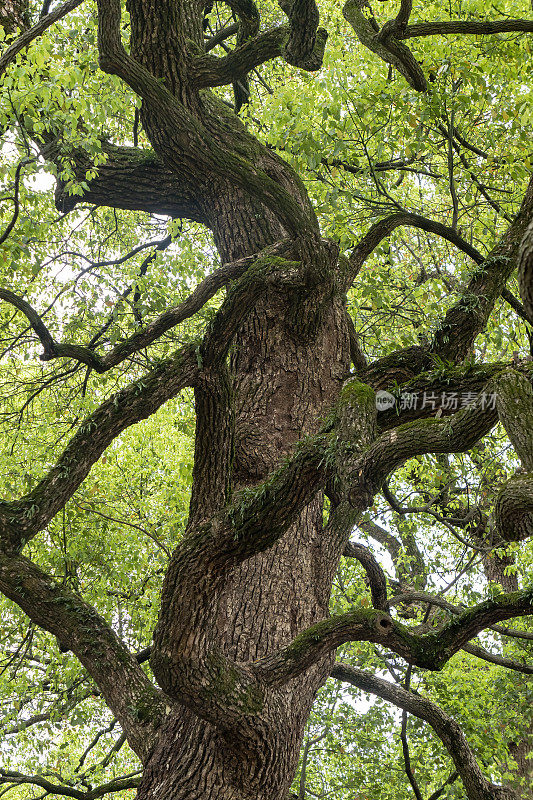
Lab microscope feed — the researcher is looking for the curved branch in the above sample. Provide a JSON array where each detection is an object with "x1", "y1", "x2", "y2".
[
  {"x1": 343, "y1": 541, "x2": 389, "y2": 610},
  {"x1": 252, "y1": 586, "x2": 533, "y2": 684},
  {"x1": 346, "y1": 385, "x2": 499, "y2": 509},
  {"x1": 496, "y1": 474, "x2": 533, "y2": 543},
  {"x1": 0, "y1": 769, "x2": 141, "y2": 800},
  {"x1": 95, "y1": 0, "x2": 315, "y2": 238},
  {"x1": 375, "y1": 0, "x2": 413, "y2": 42},
  {"x1": 355, "y1": 177, "x2": 533, "y2": 384},
  {"x1": 494, "y1": 369, "x2": 533, "y2": 542},
  {"x1": 343, "y1": 0, "x2": 533, "y2": 95},
  {"x1": 347, "y1": 211, "x2": 483, "y2": 288},
  {"x1": 193, "y1": 19, "x2": 327, "y2": 89},
  {"x1": 431, "y1": 174, "x2": 533, "y2": 362},
  {"x1": 2, "y1": 242, "x2": 291, "y2": 372},
  {"x1": 390, "y1": 590, "x2": 533, "y2": 642},
  {"x1": 0, "y1": 157, "x2": 33, "y2": 246},
  {"x1": 283, "y1": 0, "x2": 326, "y2": 69},
  {"x1": 0, "y1": 288, "x2": 57, "y2": 357},
  {"x1": 331, "y1": 662, "x2": 519, "y2": 800},
  {"x1": 343, "y1": 0, "x2": 427, "y2": 92},
  {"x1": 192, "y1": 26, "x2": 288, "y2": 87},
  {"x1": 254, "y1": 609, "x2": 395, "y2": 686}
]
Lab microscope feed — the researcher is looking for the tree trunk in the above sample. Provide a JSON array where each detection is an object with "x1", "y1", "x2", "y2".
[{"x1": 132, "y1": 174, "x2": 351, "y2": 797}]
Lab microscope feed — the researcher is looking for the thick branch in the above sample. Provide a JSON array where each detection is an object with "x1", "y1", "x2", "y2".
[
  {"x1": 496, "y1": 474, "x2": 533, "y2": 543},
  {"x1": 254, "y1": 609, "x2": 395, "y2": 686},
  {"x1": 346, "y1": 385, "x2": 499, "y2": 509},
  {"x1": 192, "y1": 26, "x2": 288, "y2": 87},
  {"x1": 390, "y1": 590, "x2": 533, "y2": 643},
  {"x1": 519, "y1": 218, "x2": 533, "y2": 324},
  {"x1": 189, "y1": 250, "x2": 303, "y2": 521},
  {"x1": 95, "y1": 0, "x2": 315, "y2": 237},
  {"x1": 49, "y1": 142, "x2": 205, "y2": 221},
  {"x1": 494, "y1": 369, "x2": 533, "y2": 541},
  {"x1": 284, "y1": 0, "x2": 326, "y2": 69},
  {"x1": 253, "y1": 587, "x2": 533, "y2": 683}
]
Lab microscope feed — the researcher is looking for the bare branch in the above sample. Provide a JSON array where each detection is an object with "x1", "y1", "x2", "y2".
[
  {"x1": 0, "y1": 158, "x2": 33, "y2": 246},
  {"x1": 0, "y1": 768, "x2": 141, "y2": 800},
  {"x1": 331, "y1": 662, "x2": 519, "y2": 800},
  {"x1": 1, "y1": 242, "x2": 292, "y2": 373},
  {"x1": 375, "y1": 0, "x2": 412, "y2": 42},
  {"x1": 347, "y1": 211, "x2": 484, "y2": 288},
  {"x1": 205, "y1": 22, "x2": 239, "y2": 52},
  {"x1": 400, "y1": 18, "x2": 533, "y2": 40}
]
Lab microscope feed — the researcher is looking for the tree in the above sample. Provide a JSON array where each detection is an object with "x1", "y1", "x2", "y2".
[{"x1": 0, "y1": 0, "x2": 532, "y2": 797}]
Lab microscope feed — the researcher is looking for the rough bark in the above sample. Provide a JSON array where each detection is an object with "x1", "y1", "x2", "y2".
[{"x1": 2, "y1": 1, "x2": 533, "y2": 798}]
